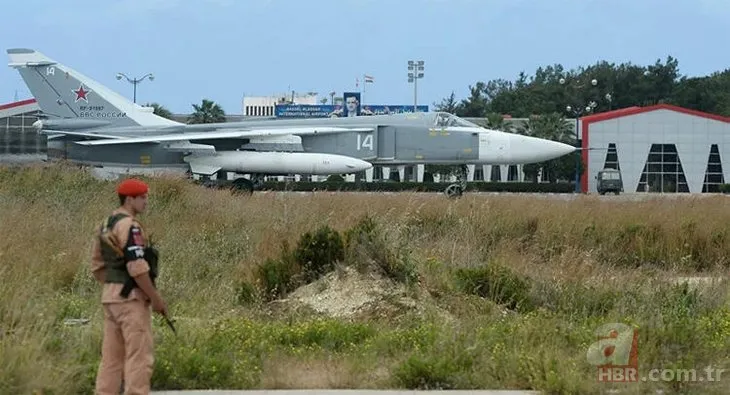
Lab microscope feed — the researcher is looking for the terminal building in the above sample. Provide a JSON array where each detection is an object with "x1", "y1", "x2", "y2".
[{"x1": 242, "y1": 92, "x2": 320, "y2": 117}]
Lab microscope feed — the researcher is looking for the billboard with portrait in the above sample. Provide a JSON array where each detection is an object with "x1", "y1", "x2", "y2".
[{"x1": 275, "y1": 89, "x2": 429, "y2": 119}]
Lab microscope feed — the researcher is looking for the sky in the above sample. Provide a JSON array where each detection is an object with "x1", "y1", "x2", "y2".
[{"x1": 1, "y1": 0, "x2": 729, "y2": 115}]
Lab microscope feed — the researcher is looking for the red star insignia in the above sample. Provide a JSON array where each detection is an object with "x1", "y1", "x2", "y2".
[{"x1": 72, "y1": 84, "x2": 91, "y2": 103}]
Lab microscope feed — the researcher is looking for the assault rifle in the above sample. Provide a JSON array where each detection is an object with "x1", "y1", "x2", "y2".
[{"x1": 120, "y1": 244, "x2": 159, "y2": 298}]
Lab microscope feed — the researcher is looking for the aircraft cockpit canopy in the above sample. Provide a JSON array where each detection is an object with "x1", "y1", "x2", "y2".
[{"x1": 434, "y1": 112, "x2": 481, "y2": 128}]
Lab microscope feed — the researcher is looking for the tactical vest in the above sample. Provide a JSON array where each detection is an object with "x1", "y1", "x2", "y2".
[
  {"x1": 99, "y1": 213, "x2": 134, "y2": 284},
  {"x1": 98, "y1": 213, "x2": 159, "y2": 296}
]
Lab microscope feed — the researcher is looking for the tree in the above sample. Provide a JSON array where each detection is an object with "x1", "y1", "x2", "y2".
[
  {"x1": 187, "y1": 99, "x2": 226, "y2": 124},
  {"x1": 516, "y1": 113, "x2": 576, "y2": 183},
  {"x1": 142, "y1": 102, "x2": 174, "y2": 120},
  {"x1": 456, "y1": 82, "x2": 489, "y2": 117},
  {"x1": 668, "y1": 69, "x2": 730, "y2": 116},
  {"x1": 433, "y1": 91, "x2": 460, "y2": 114},
  {"x1": 435, "y1": 55, "x2": 727, "y2": 118},
  {"x1": 484, "y1": 112, "x2": 513, "y2": 133},
  {"x1": 431, "y1": 55, "x2": 730, "y2": 185}
]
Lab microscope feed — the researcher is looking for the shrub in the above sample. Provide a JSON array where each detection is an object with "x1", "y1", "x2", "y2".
[
  {"x1": 255, "y1": 253, "x2": 299, "y2": 300},
  {"x1": 272, "y1": 319, "x2": 377, "y2": 352},
  {"x1": 343, "y1": 214, "x2": 378, "y2": 248},
  {"x1": 252, "y1": 226, "x2": 346, "y2": 300},
  {"x1": 345, "y1": 215, "x2": 418, "y2": 285},
  {"x1": 235, "y1": 281, "x2": 260, "y2": 305},
  {"x1": 393, "y1": 354, "x2": 462, "y2": 389},
  {"x1": 293, "y1": 225, "x2": 344, "y2": 283},
  {"x1": 392, "y1": 344, "x2": 476, "y2": 390},
  {"x1": 453, "y1": 263, "x2": 532, "y2": 311}
]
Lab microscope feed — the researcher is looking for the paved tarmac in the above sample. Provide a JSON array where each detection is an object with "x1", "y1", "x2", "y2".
[
  {"x1": 0, "y1": 154, "x2": 46, "y2": 164},
  {"x1": 3, "y1": 157, "x2": 727, "y2": 202},
  {"x1": 151, "y1": 391, "x2": 541, "y2": 395},
  {"x1": 254, "y1": 190, "x2": 728, "y2": 202}
]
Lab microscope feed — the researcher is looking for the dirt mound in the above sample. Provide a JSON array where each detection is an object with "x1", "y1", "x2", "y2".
[{"x1": 281, "y1": 265, "x2": 451, "y2": 321}]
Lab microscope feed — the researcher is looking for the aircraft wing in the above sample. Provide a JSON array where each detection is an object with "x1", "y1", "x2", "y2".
[
  {"x1": 41, "y1": 129, "x2": 127, "y2": 139},
  {"x1": 73, "y1": 126, "x2": 375, "y2": 146}
]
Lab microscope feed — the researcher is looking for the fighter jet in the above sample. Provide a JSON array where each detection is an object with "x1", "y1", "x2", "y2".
[{"x1": 7, "y1": 48, "x2": 576, "y2": 196}]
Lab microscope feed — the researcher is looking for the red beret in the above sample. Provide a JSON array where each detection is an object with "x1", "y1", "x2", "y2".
[{"x1": 116, "y1": 178, "x2": 149, "y2": 196}]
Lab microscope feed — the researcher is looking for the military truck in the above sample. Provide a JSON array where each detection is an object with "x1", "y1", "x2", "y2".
[{"x1": 595, "y1": 168, "x2": 623, "y2": 195}]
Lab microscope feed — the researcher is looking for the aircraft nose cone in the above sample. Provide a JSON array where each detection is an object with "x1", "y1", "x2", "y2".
[
  {"x1": 547, "y1": 139, "x2": 578, "y2": 157},
  {"x1": 511, "y1": 134, "x2": 576, "y2": 163}
]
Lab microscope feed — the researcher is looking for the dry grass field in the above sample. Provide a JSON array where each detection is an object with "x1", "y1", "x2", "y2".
[{"x1": 1, "y1": 163, "x2": 730, "y2": 395}]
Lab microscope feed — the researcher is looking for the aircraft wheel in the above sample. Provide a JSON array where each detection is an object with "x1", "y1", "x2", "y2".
[
  {"x1": 231, "y1": 178, "x2": 254, "y2": 195},
  {"x1": 444, "y1": 184, "x2": 463, "y2": 199}
]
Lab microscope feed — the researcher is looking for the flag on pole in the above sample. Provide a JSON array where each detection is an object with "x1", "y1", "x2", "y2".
[{"x1": 364, "y1": 75, "x2": 374, "y2": 83}]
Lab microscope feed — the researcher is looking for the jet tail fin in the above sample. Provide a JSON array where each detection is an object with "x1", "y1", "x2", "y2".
[
  {"x1": 7, "y1": 48, "x2": 180, "y2": 128},
  {"x1": 7, "y1": 48, "x2": 56, "y2": 67}
]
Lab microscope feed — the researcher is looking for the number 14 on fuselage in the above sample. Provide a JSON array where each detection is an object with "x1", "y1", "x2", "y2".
[{"x1": 356, "y1": 133, "x2": 373, "y2": 151}]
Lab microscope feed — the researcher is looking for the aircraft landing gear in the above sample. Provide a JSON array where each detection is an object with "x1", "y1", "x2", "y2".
[
  {"x1": 444, "y1": 183, "x2": 463, "y2": 198},
  {"x1": 231, "y1": 177, "x2": 254, "y2": 195},
  {"x1": 195, "y1": 172, "x2": 266, "y2": 195},
  {"x1": 230, "y1": 174, "x2": 265, "y2": 195},
  {"x1": 444, "y1": 164, "x2": 468, "y2": 199}
]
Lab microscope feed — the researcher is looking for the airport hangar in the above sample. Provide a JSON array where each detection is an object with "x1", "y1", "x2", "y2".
[
  {"x1": 4, "y1": 98, "x2": 730, "y2": 194},
  {"x1": 0, "y1": 98, "x2": 44, "y2": 160},
  {"x1": 580, "y1": 103, "x2": 730, "y2": 194}
]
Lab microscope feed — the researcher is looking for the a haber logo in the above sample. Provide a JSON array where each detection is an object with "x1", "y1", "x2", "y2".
[{"x1": 586, "y1": 322, "x2": 639, "y2": 382}]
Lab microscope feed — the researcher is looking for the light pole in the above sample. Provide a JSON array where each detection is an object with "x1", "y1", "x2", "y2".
[
  {"x1": 116, "y1": 72, "x2": 154, "y2": 103},
  {"x1": 559, "y1": 77, "x2": 599, "y2": 193},
  {"x1": 408, "y1": 60, "x2": 424, "y2": 112}
]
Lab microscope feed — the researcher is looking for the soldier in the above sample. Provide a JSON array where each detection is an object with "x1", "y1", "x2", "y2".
[{"x1": 90, "y1": 178, "x2": 167, "y2": 395}]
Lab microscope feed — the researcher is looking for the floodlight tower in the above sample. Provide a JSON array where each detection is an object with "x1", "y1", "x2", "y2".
[
  {"x1": 116, "y1": 72, "x2": 154, "y2": 103},
  {"x1": 408, "y1": 60, "x2": 424, "y2": 112}
]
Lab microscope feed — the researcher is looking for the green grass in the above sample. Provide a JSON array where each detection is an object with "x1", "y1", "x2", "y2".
[{"x1": 1, "y1": 162, "x2": 730, "y2": 394}]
